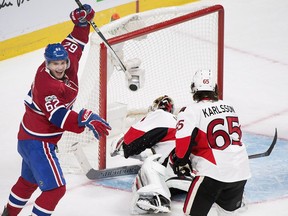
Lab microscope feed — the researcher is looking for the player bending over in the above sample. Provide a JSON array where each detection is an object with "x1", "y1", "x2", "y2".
[
  {"x1": 111, "y1": 95, "x2": 193, "y2": 214},
  {"x1": 173, "y1": 69, "x2": 251, "y2": 216},
  {"x1": 1, "y1": 5, "x2": 111, "y2": 216}
]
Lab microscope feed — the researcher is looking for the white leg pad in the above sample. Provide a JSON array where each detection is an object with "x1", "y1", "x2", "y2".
[{"x1": 130, "y1": 154, "x2": 171, "y2": 214}]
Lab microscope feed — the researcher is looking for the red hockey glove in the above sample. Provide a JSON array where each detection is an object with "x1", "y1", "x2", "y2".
[
  {"x1": 70, "y1": 4, "x2": 95, "y2": 27},
  {"x1": 78, "y1": 109, "x2": 111, "y2": 140}
]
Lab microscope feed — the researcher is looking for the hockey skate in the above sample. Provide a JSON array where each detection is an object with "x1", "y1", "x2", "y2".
[
  {"x1": 136, "y1": 194, "x2": 170, "y2": 214},
  {"x1": 237, "y1": 196, "x2": 248, "y2": 213},
  {"x1": 1, "y1": 206, "x2": 8, "y2": 216}
]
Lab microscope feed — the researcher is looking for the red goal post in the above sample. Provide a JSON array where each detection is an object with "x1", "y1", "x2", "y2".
[{"x1": 58, "y1": 3, "x2": 224, "y2": 173}]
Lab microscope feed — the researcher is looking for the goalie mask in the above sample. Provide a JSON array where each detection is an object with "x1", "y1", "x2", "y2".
[
  {"x1": 191, "y1": 69, "x2": 216, "y2": 94},
  {"x1": 149, "y1": 95, "x2": 174, "y2": 114}
]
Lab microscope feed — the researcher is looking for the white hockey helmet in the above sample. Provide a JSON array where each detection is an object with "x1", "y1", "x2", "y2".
[{"x1": 191, "y1": 69, "x2": 216, "y2": 94}]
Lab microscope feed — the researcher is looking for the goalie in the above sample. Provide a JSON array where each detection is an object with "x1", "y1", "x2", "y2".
[{"x1": 110, "y1": 95, "x2": 193, "y2": 214}]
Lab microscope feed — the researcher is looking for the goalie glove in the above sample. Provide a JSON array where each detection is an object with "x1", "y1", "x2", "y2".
[
  {"x1": 78, "y1": 109, "x2": 111, "y2": 140},
  {"x1": 70, "y1": 4, "x2": 95, "y2": 27}
]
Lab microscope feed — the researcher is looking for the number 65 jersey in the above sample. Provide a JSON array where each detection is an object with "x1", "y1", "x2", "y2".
[{"x1": 175, "y1": 100, "x2": 251, "y2": 183}]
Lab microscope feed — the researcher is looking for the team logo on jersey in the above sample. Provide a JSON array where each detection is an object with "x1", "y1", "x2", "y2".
[{"x1": 45, "y1": 95, "x2": 57, "y2": 102}]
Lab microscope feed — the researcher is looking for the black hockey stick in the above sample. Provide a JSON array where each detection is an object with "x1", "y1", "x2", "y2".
[
  {"x1": 86, "y1": 164, "x2": 141, "y2": 180},
  {"x1": 74, "y1": 0, "x2": 131, "y2": 79},
  {"x1": 248, "y1": 128, "x2": 277, "y2": 159}
]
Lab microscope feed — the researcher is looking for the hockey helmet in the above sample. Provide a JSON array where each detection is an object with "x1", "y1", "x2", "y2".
[
  {"x1": 44, "y1": 43, "x2": 70, "y2": 66},
  {"x1": 149, "y1": 95, "x2": 174, "y2": 114},
  {"x1": 191, "y1": 69, "x2": 216, "y2": 94}
]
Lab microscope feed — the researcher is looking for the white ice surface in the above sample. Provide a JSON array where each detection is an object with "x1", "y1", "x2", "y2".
[{"x1": 1, "y1": 0, "x2": 288, "y2": 215}]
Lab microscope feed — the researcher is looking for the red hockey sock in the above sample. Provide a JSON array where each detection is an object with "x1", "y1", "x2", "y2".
[
  {"x1": 7, "y1": 177, "x2": 38, "y2": 216},
  {"x1": 32, "y1": 185, "x2": 66, "y2": 215}
]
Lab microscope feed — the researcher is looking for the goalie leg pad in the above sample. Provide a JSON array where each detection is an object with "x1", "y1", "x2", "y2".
[
  {"x1": 130, "y1": 154, "x2": 171, "y2": 214},
  {"x1": 165, "y1": 176, "x2": 193, "y2": 193},
  {"x1": 164, "y1": 155, "x2": 193, "y2": 192}
]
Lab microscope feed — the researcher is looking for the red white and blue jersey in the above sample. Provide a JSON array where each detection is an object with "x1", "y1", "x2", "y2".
[
  {"x1": 175, "y1": 100, "x2": 251, "y2": 182},
  {"x1": 123, "y1": 109, "x2": 176, "y2": 160},
  {"x1": 18, "y1": 25, "x2": 91, "y2": 144}
]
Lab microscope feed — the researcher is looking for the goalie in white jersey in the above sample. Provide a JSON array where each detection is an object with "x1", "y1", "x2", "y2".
[
  {"x1": 111, "y1": 95, "x2": 193, "y2": 214},
  {"x1": 173, "y1": 69, "x2": 251, "y2": 216}
]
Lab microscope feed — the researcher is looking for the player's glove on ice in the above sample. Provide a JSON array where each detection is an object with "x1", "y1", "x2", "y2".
[
  {"x1": 78, "y1": 109, "x2": 111, "y2": 140},
  {"x1": 70, "y1": 4, "x2": 95, "y2": 27}
]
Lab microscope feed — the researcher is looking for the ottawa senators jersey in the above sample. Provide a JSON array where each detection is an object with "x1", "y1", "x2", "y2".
[
  {"x1": 175, "y1": 100, "x2": 251, "y2": 182},
  {"x1": 123, "y1": 109, "x2": 176, "y2": 160},
  {"x1": 18, "y1": 25, "x2": 91, "y2": 144}
]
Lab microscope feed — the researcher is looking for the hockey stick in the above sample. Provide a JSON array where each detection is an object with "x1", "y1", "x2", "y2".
[
  {"x1": 73, "y1": 128, "x2": 277, "y2": 180},
  {"x1": 74, "y1": 0, "x2": 131, "y2": 79},
  {"x1": 90, "y1": 127, "x2": 277, "y2": 179},
  {"x1": 88, "y1": 128, "x2": 277, "y2": 179},
  {"x1": 86, "y1": 164, "x2": 141, "y2": 180},
  {"x1": 248, "y1": 128, "x2": 277, "y2": 159},
  {"x1": 72, "y1": 142, "x2": 141, "y2": 180}
]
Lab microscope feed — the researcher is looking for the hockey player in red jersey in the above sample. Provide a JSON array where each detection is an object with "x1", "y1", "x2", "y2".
[
  {"x1": 173, "y1": 69, "x2": 251, "y2": 216},
  {"x1": 111, "y1": 95, "x2": 193, "y2": 214},
  {"x1": 1, "y1": 5, "x2": 111, "y2": 216}
]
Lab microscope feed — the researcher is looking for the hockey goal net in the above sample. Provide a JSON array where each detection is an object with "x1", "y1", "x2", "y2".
[{"x1": 57, "y1": 3, "x2": 224, "y2": 173}]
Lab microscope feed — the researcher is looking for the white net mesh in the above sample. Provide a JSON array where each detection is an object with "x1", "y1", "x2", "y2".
[{"x1": 57, "y1": 3, "x2": 224, "y2": 173}]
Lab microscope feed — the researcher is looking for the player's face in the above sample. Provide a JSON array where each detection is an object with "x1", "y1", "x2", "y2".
[{"x1": 48, "y1": 60, "x2": 68, "y2": 80}]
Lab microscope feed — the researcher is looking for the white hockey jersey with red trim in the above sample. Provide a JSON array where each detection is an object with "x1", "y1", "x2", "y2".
[
  {"x1": 123, "y1": 109, "x2": 176, "y2": 160},
  {"x1": 175, "y1": 100, "x2": 251, "y2": 182}
]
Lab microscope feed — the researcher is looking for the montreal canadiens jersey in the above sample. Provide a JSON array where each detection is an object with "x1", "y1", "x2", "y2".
[
  {"x1": 175, "y1": 100, "x2": 251, "y2": 182},
  {"x1": 123, "y1": 109, "x2": 176, "y2": 159},
  {"x1": 18, "y1": 25, "x2": 91, "y2": 144}
]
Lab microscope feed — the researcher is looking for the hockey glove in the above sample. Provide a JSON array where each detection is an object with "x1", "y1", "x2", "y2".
[
  {"x1": 170, "y1": 152, "x2": 193, "y2": 177},
  {"x1": 78, "y1": 109, "x2": 111, "y2": 140},
  {"x1": 70, "y1": 4, "x2": 95, "y2": 27}
]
